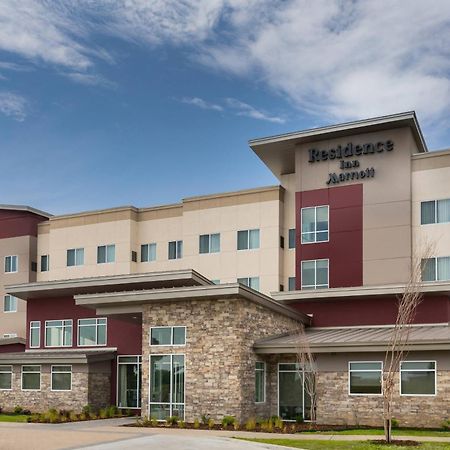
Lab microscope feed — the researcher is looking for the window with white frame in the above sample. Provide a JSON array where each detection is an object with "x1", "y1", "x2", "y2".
[
  {"x1": 301, "y1": 206, "x2": 329, "y2": 244},
  {"x1": 29, "y1": 321, "x2": 40, "y2": 348},
  {"x1": 40, "y1": 255, "x2": 49, "y2": 272},
  {"x1": 255, "y1": 362, "x2": 265, "y2": 403},
  {"x1": 51, "y1": 365, "x2": 72, "y2": 391},
  {"x1": 4, "y1": 255, "x2": 18, "y2": 273},
  {"x1": 78, "y1": 318, "x2": 107, "y2": 346},
  {"x1": 421, "y1": 199, "x2": 450, "y2": 225},
  {"x1": 199, "y1": 233, "x2": 220, "y2": 254},
  {"x1": 67, "y1": 248, "x2": 84, "y2": 266},
  {"x1": 22, "y1": 365, "x2": 40, "y2": 390},
  {"x1": 288, "y1": 277, "x2": 296, "y2": 291},
  {"x1": 3, "y1": 295, "x2": 17, "y2": 313},
  {"x1": 150, "y1": 326, "x2": 186, "y2": 346},
  {"x1": 141, "y1": 243, "x2": 156, "y2": 262},
  {"x1": 0, "y1": 365, "x2": 12, "y2": 390},
  {"x1": 349, "y1": 362, "x2": 382, "y2": 395},
  {"x1": 168, "y1": 241, "x2": 183, "y2": 260},
  {"x1": 400, "y1": 361, "x2": 436, "y2": 396},
  {"x1": 301, "y1": 259, "x2": 328, "y2": 290},
  {"x1": 421, "y1": 257, "x2": 450, "y2": 282},
  {"x1": 150, "y1": 354, "x2": 185, "y2": 420},
  {"x1": 45, "y1": 320, "x2": 72, "y2": 347},
  {"x1": 97, "y1": 244, "x2": 115, "y2": 264},
  {"x1": 237, "y1": 277, "x2": 260, "y2": 291},
  {"x1": 288, "y1": 229, "x2": 296, "y2": 249},
  {"x1": 237, "y1": 229, "x2": 260, "y2": 250}
]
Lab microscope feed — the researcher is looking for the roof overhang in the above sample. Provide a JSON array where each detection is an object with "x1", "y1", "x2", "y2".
[
  {"x1": 6, "y1": 269, "x2": 213, "y2": 300},
  {"x1": 75, "y1": 283, "x2": 311, "y2": 325},
  {"x1": 272, "y1": 282, "x2": 450, "y2": 303},
  {"x1": 249, "y1": 111, "x2": 427, "y2": 178},
  {"x1": 0, "y1": 337, "x2": 26, "y2": 347},
  {"x1": 0, "y1": 348, "x2": 116, "y2": 364},
  {"x1": 0, "y1": 204, "x2": 52, "y2": 218}
]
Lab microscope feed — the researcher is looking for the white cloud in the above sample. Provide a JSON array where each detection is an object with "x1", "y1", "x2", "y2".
[
  {"x1": 180, "y1": 97, "x2": 223, "y2": 111},
  {"x1": 225, "y1": 98, "x2": 285, "y2": 123},
  {"x1": 63, "y1": 72, "x2": 117, "y2": 89},
  {"x1": 0, "y1": 92, "x2": 27, "y2": 121}
]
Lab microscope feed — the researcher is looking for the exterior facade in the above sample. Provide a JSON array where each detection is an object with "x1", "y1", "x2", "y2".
[{"x1": 0, "y1": 112, "x2": 449, "y2": 427}]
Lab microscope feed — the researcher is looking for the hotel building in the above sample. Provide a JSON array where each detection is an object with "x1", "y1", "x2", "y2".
[{"x1": 0, "y1": 111, "x2": 449, "y2": 427}]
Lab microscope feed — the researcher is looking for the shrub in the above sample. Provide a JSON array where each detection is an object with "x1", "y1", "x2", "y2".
[
  {"x1": 233, "y1": 421, "x2": 240, "y2": 431},
  {"x1": 107, "y1": 405, "x2": 119, "y2": 417},
  {"x1": 245, "y1": 418, "x2": 256, "y2": 431},
  {"x1": 260, "y1": 420, "x2": 273, "y2": 432},
  {"x1": 391, "y1": 418, "x2": 399, "y2": 429},
  {"x1": 99, "y1": 409, "x2": 108, "y2": 419},
  {"x1": 69, "y1": 412, "x2": 79, "y2": 422},
  {"x1": 193, "y1": 418, "x2": 200, "y2": 429},
  {"x1": 274, "y1": 417, "x2": 284, "y2": 429},
  {"x1": 151, "y1": 417, "x2": 158, "y2": 427},
  {"x1": 13, "y1": 406, "x2": 24, "y2": 414},
  {"x1": 82, "y1": 404, "x2": 93, "y2": 415},
  {"x1": 201, "y1": 414, "x2": 209, "y2": 425},
  {"x1": 178, "y1": 420, "x2": 186, "y2": 428},
  {"x1": 221, "y1": 416, "x2": 236, "y2": 427},
  {"x1": 208, "y1": 418, "x2": 215, "y2": 429},
  {"x1": 295, "y1": 414, "x2": 304, "y2": 424},
  {"x1": 441, "y1": 420, "x2": 450, "y2": 430},
  {"x1": 166, "y1": 416, "x2": 179, "y2": 426}
]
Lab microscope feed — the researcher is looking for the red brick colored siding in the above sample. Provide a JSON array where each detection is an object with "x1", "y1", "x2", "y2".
[{"x1": 0, "y1": 210, "x2": 48, "y2": 239}]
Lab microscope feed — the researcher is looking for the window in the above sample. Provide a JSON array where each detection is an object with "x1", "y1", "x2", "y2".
[
  {"x1": 237, "y1": 229, "x2": 260, "y2": 250},
  {"x1": 150, "y1": 354, "x2": 185, "y2": 420},
  {"x1": 421, "y1": 199, "x2": 450, "y2": 225},
  {"x1": 301, "y1": 206, "x2": 329, "y2": 244},
  {"x1": 288, "y1": 229, "x2": 296, "y2": 249},
  {"x1": 4, "y1": 255, "x2": 18, "y2": 273},
  {"x1": 78, "y1": 318, "x2": 107, "y2": 346},
  {"x1": 3, "y1": 295, "x2": 17, "y2": 313},
  {"x1": 255, "y1": 362, "x2": 265, "y2": 403},
  {"x1": 280, "y1": 236, "x2": 285, "y2": 249},
  {"x1": 288, "y1": 277, "x2": 296, "y2": 291},
  {"x1": 211, "y1": 279, "x2": 220, "y2": 285},
  {"x1": 131, "y1": 251, "x2": 137, "y2": 262},
  {"x1": 349, "y1": 362, "x2": 382, "y2": 395},
  {"x1": 199, "y1": 233, "x2": 220, "y2": 254},
  {"x1": 31, "y1": 262, "x2": 37, "y2": 272},
  {"x1": 151, "y1": 326, "x2": 186, "y2": 346},
  {"x1": 29, "y1": 321, "x2": 40, "y2": 348},
  {"x1": 0, "y1": 365, "x2": 12, "y2": 390},
  {"x1": 67, "y1": 248, "x2": 84, "y2": 266},
  {"x1": 141, "y1": 243, "x2": 157, "y2": 262},
  {"x1": 400, "y1": 361, "x2": 436, "y2": 396},
  {"x1": 301, "y1": 259, "x2": 328, "y2": 290},
  {"x1": 118, "y1": 356, "x2": 142, "y2": 409},
  {"x1": 422, "y1": 257, "x2": 450, "y2": 282},
  {"x1": 168, "y1": 241, "x2": 183, "y2": 260},
  {"x1": 21, "y1": 365, "x2": 40, "y2": 390},
  {"x1": 45, "y1": 320, "x2": 72, "y2": 347},
  {"x1": 237, "y1": 277, "x2": 260, "y2": 291},
  {"x1": 51, "y1": 365, "x2": 72, "y2": 391},
  {"x1": 97, "y1": 244, "x2": 115, "y2": 264}
]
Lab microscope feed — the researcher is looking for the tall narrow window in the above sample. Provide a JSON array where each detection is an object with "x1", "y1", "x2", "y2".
[
  {"x1": 97, "y1": 244, "x2": 115, "y2": 263},
  {"x1": 422, "y1": 257, "x2": 450, "y2": 282},
  {"x1": 45, "y1": 320, "x2": 72, "y2": 347},
  {"x1": 199, "y1": 233, "x2": 220, "y2": 254},
  {"x1": 150, "y1": 354, "x2": 185, "y2": 420},
  {"x1": 301, "y1": 259, "x2": 328, "y2": 290},
  {"x1": 301, "y1": 206, "x2": 329, "y2": 243},
  {"x1": 255, "y1": 362, "x2": 266, "y2": 403},
  {"x1": 0, "y1": 365, "x2": 12, "y2": 390},
  {"x1": 349, "y1": 362, "x2": 382, "y2": 395},
  {"x1": 237, "y1": 277, "x2": 260, "y2": 291},
  {"x1": 51, "y1": 365, "x2": 72, "y2": 391},
  {"x1": 400, "y1": 361, "x2": 436, "y2": 396},
  {"x1": 29, "y1": 321, "x2": 41, "y2": 348},
  {"x1": 288, "y1": 229, "x2": 296, "y2": 249},
  {"x1": 118, "y1": 356, "x2": 142, "y2": 409},
  {"x1": 4, "y1": 255, "x2": 18, "y2": 273},
  {"x1": 78, "y1": 318, "x2": 107, "y2": 346},
  {"x1": 168, "y1": 241, "x2": 183, "y2": 260},
  {"x1": 3, "y1": 295, "x2": 17, "y2": 313},
  {"x1": 288, "y1": 277, "x2": 296, "y2": 291},
  {"x1": 141, "y1": 243, "x2": 157, "y2": 262},
  {"x1": 237, "y1": 229, "x2": 260, "y2": 250},
  {"x1": 21, "y1": 365, "x2": 41, "y2": 390},
  {"x1": 67, "y1": 248, "x2": 84, "y2": 266},
  {"x1": 40, "y1": 255, "x2": 49, "y2": 272}
]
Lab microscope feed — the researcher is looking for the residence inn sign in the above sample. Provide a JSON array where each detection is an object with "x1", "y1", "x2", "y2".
[{"x1": 308, "y1": 140, "x2": 395, "y2": 185}]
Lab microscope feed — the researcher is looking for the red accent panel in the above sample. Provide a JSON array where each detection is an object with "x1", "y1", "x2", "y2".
[
  {"x1": 0, "y1": 343, "x2": 25, "y2": 353},
  {"x1": 0, "y1": 210, "x2": 48, "y2": 239},
  {"x1": 295, "y1": 184, "x2": 363, "y2": 289},
  {"x1": 290, "y1": 295, "x2": 450, "y2": 327}
]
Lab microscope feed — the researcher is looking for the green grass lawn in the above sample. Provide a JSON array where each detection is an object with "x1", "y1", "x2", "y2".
[
  {"x1": 0, "y1": 414, "x2": 29, "y2": 423},
  {"x1": 238, "y1": 438, "x2": 450, "y2": 450},
  {"x1": 302, "y1": 428, "x2": 450, "y2": 437}
]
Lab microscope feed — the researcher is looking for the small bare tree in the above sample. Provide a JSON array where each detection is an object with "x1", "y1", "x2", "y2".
[
  {"x1": 296, "y1": 324, "x2": 317, "y2": 424},
  {"x1": 383, "y1": 244, "x2": 433, "y2": 443}
]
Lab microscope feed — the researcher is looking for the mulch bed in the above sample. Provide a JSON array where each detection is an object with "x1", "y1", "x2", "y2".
[{"x1": 370, "y1": 440, "x2": 421, "y2": 446}]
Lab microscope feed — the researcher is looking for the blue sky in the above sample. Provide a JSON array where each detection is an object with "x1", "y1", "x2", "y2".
[{"x1": 1, "y1": 1, "x2": 450, "y2": 214}]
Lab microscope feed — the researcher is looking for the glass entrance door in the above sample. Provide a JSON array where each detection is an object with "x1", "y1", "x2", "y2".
[{"x1": 117, "y1": 356, "x2": 142, "y2": 409}]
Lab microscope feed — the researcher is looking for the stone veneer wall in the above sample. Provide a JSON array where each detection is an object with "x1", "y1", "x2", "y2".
[
  {"x1": 141, "y1": 297, "x2": 300, "y2": 423},
  {"x1": 0, "y1": 362, "x2": 111, "y2": 412}
]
